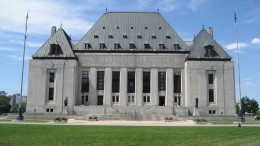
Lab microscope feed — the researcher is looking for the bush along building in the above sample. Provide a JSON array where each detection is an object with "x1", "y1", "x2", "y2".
[{"x1": 26, "y1": 12, "x2": 236, "y2": 120}]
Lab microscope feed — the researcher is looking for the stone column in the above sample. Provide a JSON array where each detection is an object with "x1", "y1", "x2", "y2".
[
  {"x1": 104, "y1": 68, "x2": 112, "y2": 106},
  {"x1": 136, "y1": 68, "x2": 143, "y2": 106},
  {"x1": 89, "y1": 68, "x2": 97, "y2": 105},
  {"x1": 120, "y1": 68, "x2": 127, "y2": 107},
  {"x1": 151, "y1": 68, "x2": 158, "y2": 106},
  {"x1": 166, "y1": 68, "x2": 173, "y2": 106}
]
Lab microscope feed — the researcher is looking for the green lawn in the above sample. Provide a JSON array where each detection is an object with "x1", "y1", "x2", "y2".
[{"x1": 0, "y1": 124, "x2": 260, "y2": 146}]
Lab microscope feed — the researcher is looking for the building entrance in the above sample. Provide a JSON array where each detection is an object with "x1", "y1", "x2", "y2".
[
  {"x1": 159, "y1": 96, "x2": 165, "y2": 106},
  {"x1": 97, "y1": 96, "x2": 103, "y2": 105}
]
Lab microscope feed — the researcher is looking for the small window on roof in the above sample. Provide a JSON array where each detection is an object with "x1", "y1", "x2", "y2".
[
  {"x1": 99, "y1": 43, "x2": 106, "y2": 50},
  {"x1": 103, "y1": 26, "x2": 105, "y2": 29},
  {"x1": 94, "y1": 35, "x2": 99, "y2": 38},
  {"x1": 49, "y1": 44, "x2": 62, "y2": 55},
  {"x1": 159, "y1": 27, "x2": 162, "y2": 29},
  {"x1": 145, "y1": 26, "x2": 148, "y2": 29},
  {"x1": 137, "y1": 35, "x2": 142, "y2": 39},
  {"x1": 159, "y1": 44, "x2": 166, "y2": 50},
  {"x1": 114, "y1": 43, "x2": 121, "y2": 50},
  {"x1": 108, "y1": 35, "x2": 113, "y2": 38},
  {"x1": 166, "y1": 35, "x2": 171, "y2": 39},
  {"x1": 144, "y1": 44, "x2": 151, "y2": 49},
  {"x1": 117, "y1": 26, "x2": 120, "y2": 29},
  {"x1": 152, "y1": 35, "x2": 156, "y2": 39},
  {"x1": 123, "y1": 35, "x2": 128, "y2": 38},
  {"x1": 129, "y1": 44, "x2": 136, "y2": 50},
  {"x1": 85, "y1": 43, "x2": 91, "y2": 49},
  {"x1": 131, "y1": 26, "x2": 133, "y2": 29},
  {"x1": 174, "y1": 44, "x2": 181, "y2": 50},
  {"x1": 204, "y1": 45, "x2": 218, "y2": 57}
]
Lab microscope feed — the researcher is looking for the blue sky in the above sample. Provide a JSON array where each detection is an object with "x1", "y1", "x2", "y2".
[{"x1": 0, "y1": 0, "x2": 259, "y2": 103}]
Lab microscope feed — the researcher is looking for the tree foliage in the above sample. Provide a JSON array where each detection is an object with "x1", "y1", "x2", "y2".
[
  {"x1": 239, "y1": 96, "x2": 259, "y2": 115},
  {"x1": 11, "y1": 102, "x2": 26, "y2": 113},
  {"x1": 0, "y1": 91, "x2": 11, "y2": 114}
]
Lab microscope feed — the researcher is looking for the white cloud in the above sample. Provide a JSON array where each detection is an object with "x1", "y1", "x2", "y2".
[
  {"x1": 244, "y1": 81, "x2": 256, "y2": 86},
  {"x1": 225, "y1": 43, "x2": 249, "y2": 50},
  {"x1": 0, "y1": 47, "x2": 18, "y2": 52},
  {"x1": 251, "y1": 38, "x2": 260, "y2": 44},
  {"x1": 5, "y1": 55, "x2": 31, "y2": 61},
  {"x1": 187, "y1": 0, "x2": 207, "y2": 11}
]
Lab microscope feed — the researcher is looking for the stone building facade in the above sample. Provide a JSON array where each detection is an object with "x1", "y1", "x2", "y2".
[{"x1": 26, "y1": 12, "x2": 236, "y2": 119}]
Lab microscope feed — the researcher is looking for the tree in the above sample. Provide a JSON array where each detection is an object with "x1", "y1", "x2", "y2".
[
  {"x1": 0, "y1": 91, "x2": 11, "y2": 114},
  {"x1": 240, "y1": 96, "x2": 259, "y2": 115},
  {"x1": 11, "y1": 102, "x2": 26, "y2": 113}
]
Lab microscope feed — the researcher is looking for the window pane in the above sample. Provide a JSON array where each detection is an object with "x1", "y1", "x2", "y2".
[
  {"x1": 112, "y1": 71, "x2": 120, "y2": 93},
  {"x1": 158, "y1": 72, "x2": 166, "y2": 91},
  {"x1": 143, "y1": 72, "x2": 150, "y2": 93},
  {"x1": 127, "y1": 71, "x2": 135, "y2": 93},
  {"x1": 81, "y1": 71, "x2": 89, "y2": 92},
  {"x1": 97, "y1": 71, "x2": 104, "y2": 90},
  {"x1": 208, "y1": 74, "x2": 214, "y2": 84},
  {"x1": 209, "y1": 89, "x2": 214, "y2": 102},
  {"x1": 174, "y1": 72, "x2": 181, "y2": 93},
  {"x1": 48, "y1": 88, "x2": 54, "y2": 100},
  {"x1": 49, "y1": 72, "x2": 55, "y2": 82}
]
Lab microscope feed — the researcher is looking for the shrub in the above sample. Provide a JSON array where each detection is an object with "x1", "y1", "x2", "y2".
[
  {"x1": 93, "y1": 116, "x2": 97, "y2": 120},
  {"x1": 164, "y1": 117, "x2": 169, "y2": 121},
  {"x1": 168, "y1": 117, "x2": 173, "y2": 120},
  {"x1": 54, "y1": 117, "x2": 67, "y2": 122},
  {"x1": 194, "y1": 118, "x2": 207, "y2": 123},
  {"x1": 88, "y1": 116, "x2": 93, "y2": 120}
]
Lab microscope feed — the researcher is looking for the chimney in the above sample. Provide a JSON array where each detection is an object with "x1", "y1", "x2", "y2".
[
  {"x1": 51, "y1": 26, "x2": 56, "y2": 36},
  {"x1": 208, "y1": 27, "x2": 213, "y2": 37}
]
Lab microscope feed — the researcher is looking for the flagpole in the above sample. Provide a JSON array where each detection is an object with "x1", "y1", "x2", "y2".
[
  {"x1": 17, "y1": 12, "x2": 28, "y2": 120},
  {"x1": 234, "y1": 13, "x2": 245, "y2": 124}
]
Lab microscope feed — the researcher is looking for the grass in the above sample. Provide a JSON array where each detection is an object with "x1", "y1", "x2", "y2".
[
  {"x1": 208, "y1": 120, "x2": 260, "y2": 125},
  {"x1": 0, "y1": 124, "x2": 260, "y2": 146}
]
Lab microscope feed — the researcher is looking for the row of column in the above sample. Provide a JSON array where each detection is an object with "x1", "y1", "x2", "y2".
[{"x1": 87, "y1": 67, "x2": 183, "y2": 107}]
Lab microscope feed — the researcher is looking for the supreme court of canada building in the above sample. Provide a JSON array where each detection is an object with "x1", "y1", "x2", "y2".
[{"x1": 26, "y1": 11, "x2": 236, "y2": 120}]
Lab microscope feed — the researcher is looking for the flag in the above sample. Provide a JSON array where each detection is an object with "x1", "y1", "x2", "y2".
[
  {"x1": 234, "y1": 13, "x2": 237, "y2": 23},
  {"x1": 25, "y1": 12, "x2": 29, "y2": 39}
]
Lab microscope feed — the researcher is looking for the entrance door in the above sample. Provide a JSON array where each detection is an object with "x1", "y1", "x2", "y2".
[
  {"x1": 159, "y1": 96, "x2": 165, "y2": 106},
  {"x1": 97, "y1": 96, "x2": 103, "y2": 105}
]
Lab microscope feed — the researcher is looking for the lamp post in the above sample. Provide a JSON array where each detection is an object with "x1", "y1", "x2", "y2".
[{"x1": 234, "y1": 13, "x2": 245, "y2": 123}]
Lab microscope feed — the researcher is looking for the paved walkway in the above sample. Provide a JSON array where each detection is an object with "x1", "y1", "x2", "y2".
[{"x1": 1, "y1": 119, "x2": 260, "y2": 127}]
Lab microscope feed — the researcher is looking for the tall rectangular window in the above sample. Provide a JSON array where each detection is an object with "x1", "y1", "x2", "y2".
[
  {"x1": 97, "y1": 71, "x2": 104, "y2": 90},
  {"x1": 208, "y1": 74, "x2": 214, "y2": 84},
  {"x1": 174, "y1": 72, "x2": 181, "y2": 93},
  {"x1": 112, "y1": 71, "x2": 120, "y2": 93},
  {"x1": 158, "y1": 72, "x2": 166, "y2": 91},
  {"x1": 49, "y1": 72, "x2": 55, "y2": 82},
  {"x1": 143, "y1": 72, "x2": 150, "y2": 93},
  {"x1": 209, "y1": 89, "x2": 214, "y2": 102},
  {"x1": 81, "y1": 71, "x2": 89, "y2": 92},
  {"x1": 127, "y1": 71, "x2": 135, "y2": 93},
  {"x1": 48, "y1": 88, "x2": 54, "y2": 100}
]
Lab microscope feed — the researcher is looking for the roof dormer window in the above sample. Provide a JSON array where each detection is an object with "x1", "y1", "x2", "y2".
[
  {"x1": 49, "y1": 44, "x2": 62, "y2": 55},
  {"x1": 137, "y1": 35, "x2": 142, "y2": 39},
  {"x1": 152, "y1": 35, "x2": 156, "y2": 39},
  {"x1": 145, "y1": 26, "x2": 148, "y2": 29},
  {"x1": 117, "y1": 26, "x2": 120, "y2": 29},
  {"x1": 123, "y1": 35, "x2": 128, "y2": 38},
  {"x1": 159, "y1": 27, "x2": 162, "y2": 30},
  {"x1": 84, "y1": 43, "x2": 91, "y2": 50},
  {"x1": 131, "y1": 26, "x2": 133, "y2": 29},
  {"x1": 204, "y1": 45, "x2": 218, "y2": 57},
  {"x1": 159, "y1": 44, "x2": 166, "y2": 50},
  {"x1": 129, "y1": 43, "x2": 136, "y2": 50},
  {"x1": 166, "y1": 35, "x2": 171, "y2": 39},
  {"x1": 114, "y1": 43, "x2": 121, "y2": 50},
  {"x1": 94, "y1": 35, "x2": 99, "y2": 38},
  {"x1": 103, "y1": 26, "x2": 105, "y2": 29},
  {"x1": 174, "y1": 44, "x2": 181, "y2": 50},
  {"x1": 144, "y1": 44, "x2": 151, "y2": 49},
  {"x1": 108, "y1": 35, "x2": 113, "y2": 38},
  {"x1": 99, "y1": 43, "x2": 106, "y2": 50}
]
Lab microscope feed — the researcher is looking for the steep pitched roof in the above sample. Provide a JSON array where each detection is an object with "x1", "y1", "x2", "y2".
[
  {"x1": 187, "y1": 29, "x2": 231, "y2": 60},
  {"x1": 74, "y1": 12, "x2": 189, "y2": 52},
  {"x1": 32, "y1": 28, "x2": 76, "y2": 59}
]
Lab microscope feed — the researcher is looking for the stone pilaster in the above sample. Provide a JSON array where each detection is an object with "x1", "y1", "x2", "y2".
[
  {"x1": 120, "y1": 68, "x2": 127, "y2": 107},
  {"x1": 89, "y1": 68, "x2": 97, "y2": 105},
  {"x1": 104, "y1": 68, "x2": 112, "y2": 106},
  {"x1": 136, "y1": 68, "x2": 143, "y2": 106},
  {"x1": 151, "y1": 68, "x2": 158, "y2": 106},
  {"x1": 166, "y1": 68, "x2": 173, "y2": 106}
]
